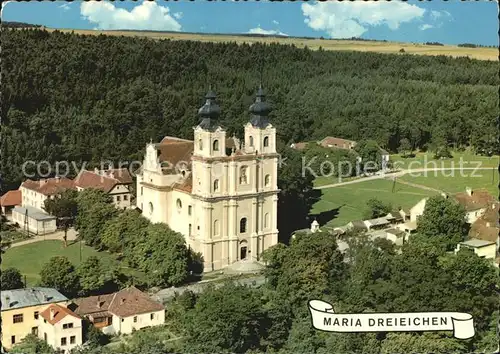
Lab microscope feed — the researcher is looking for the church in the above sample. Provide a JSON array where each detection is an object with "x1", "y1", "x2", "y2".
[{"x1": 136, "y1": 87, "x2": 279, "y2": 272}]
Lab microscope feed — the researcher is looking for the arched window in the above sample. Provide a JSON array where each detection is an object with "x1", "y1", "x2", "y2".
[
  {"x1": 264, "y1": 174, "x2": 270, "y2": 187},
  {"x1": 176, "y1": 198, "x2": 182, "y2": 210},
  {"x1": 239, "y1": 166, "x2": 248, "y2": 184},
  {"x1": 148, "y1": 202, "x2": 154, "y2": 215},
  {"x1": 188, "y1": 205, "x2": 192, "y2": 216},
  {"x1": 263, "y1": 136, "x2": 269, "y2": 147},
  {"x1": 213, "y1": 179, "x2": 219, "y2": 192},
  {"x1": 213, "y1": 140, "x2": 219, "y2": 151},
  {"x1": 249, "y1": 136, "x2": 254, "y2": 147},
  {"x1": 198, "y1": 139, "x2": 203, "y2": 150},
  {"x1": 214, "y1": 220, "x2": 219, "y2": 236},
  {"x1": 264, "y1": 213, "x2": 269, "y2": 229},
  {"x1": 240, "y1": 217, "x2": 247, "y2": 233}
]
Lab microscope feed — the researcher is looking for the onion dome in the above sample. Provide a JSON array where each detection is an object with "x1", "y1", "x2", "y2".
[
  {"x1": 198, "y1": 88, "x2": 221, "y2": 130},
  {"x1": 249, "y1": 85, "x2": 272, "y2": 128}
]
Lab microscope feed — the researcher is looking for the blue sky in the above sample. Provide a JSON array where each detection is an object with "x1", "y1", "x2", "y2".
[{"x1": 2, "y1": 0, "x2": 498, "y2": 46}]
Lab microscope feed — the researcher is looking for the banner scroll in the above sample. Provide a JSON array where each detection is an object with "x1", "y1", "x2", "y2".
[{"x1": 308, "y1": 300, "x2": 475, "y2": 339}]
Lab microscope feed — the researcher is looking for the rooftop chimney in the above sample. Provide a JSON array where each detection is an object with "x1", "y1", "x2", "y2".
[
  {"x1": 97, "y1": 296, "x2": 102, "y2": 308},
  {"x1": 5, "y1": 296, "x2": 10, "y2": 306},
  {"x1": 94, "y1": 168, "x2": 99, "y2": 174},
  {"x1": 50, "y1": 308, "x2": 56, "y2": 321},
  {"x1": 120, "y1": 298, "x2": 125, "y2": 305},
  {"x1": 466, "y1": 187, "x2": 473, "y2": 196},
  {"x1": 311, "y1": 220, "x2": 320, "y2": 233}
]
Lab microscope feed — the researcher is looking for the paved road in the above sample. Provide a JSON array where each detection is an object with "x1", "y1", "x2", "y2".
[
  {"x1": 315, "y1": 167, "x2": 496, "y2": 190},
  {"x1": 152, "y1": 275, "x2": 266, "y2": 303},
  {"x1": 8, "y1": 228, "x2": 78, "y2": 248}
]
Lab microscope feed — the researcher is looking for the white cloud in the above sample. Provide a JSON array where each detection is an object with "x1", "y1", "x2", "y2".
[
  {"x1": 59, "y1": 3, "x2": 71, "y2": 11},
  {"x1": 173, "y1": 12, "x2": 183, "y2": 20},
  {"x1": 301, "y1": 1, "x2": 426, "y2": 38},
  {"x1": 272, "y1": 20, "x2": 279, "y2": 25},
  {"x1": 430, "y1": 9, "x2": 453, "y2": 21},
  {"x1": 419, "y1": 24, "x2": 434, "y2": 31},
  {"x1": 80, "y1": 1, "x2": 181, "y2": 31},
  {"x1": 247, "y1": 26, "x2": 288, "y2": 37},
  {"x1": 430, "y1": 10, "x2": 442, "y2": 19}
]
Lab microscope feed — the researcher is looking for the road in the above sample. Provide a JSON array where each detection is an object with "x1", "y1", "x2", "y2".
[
  {"x1": 152, "y1": 275, "x2": 266, "y2": 303},
  {"x1": 315, "y1": 167, "x2": 496, "y2": 190},
  {"x1": 7, "y1": 228, "x2": 78, "y2": 248}
]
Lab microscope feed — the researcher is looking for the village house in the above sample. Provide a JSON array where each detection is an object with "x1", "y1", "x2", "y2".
[
  {"x1": 12, "y1": 177, "x2": 75, "y2": 234},
  {"x1": 69, "y1": 286, "x2": 165, "y2": 335},
  {"x1": 74, "y1": 168, "x2": 133, "y2": 209},
  {"x1": 135, "y1": 88, "x2": 279, "y2": 271},
  {"x1": 453, "y1": 187, "x2": 496, "y2": 224},
  {"x1": 468, "y1": 202, "x2": 499, "y2": 254},
  {"x1": 19, "y1": 177, "x2": 75, "y2": 210},
  {"x1": 455, "y1": 239, "x2": 497, "y2": 265},
  {"x1": 0, "y1": 287, "x2": 74, "y2": 351},
  {"x1": 0, "y1": 190, "x2": 22, "y2": 218},
  {"x1": 318, "y1": 136, "x2": 357, "y2": 150},
  {"x1": 38, "y1": 304, "x2": 83, "y2": 353}
]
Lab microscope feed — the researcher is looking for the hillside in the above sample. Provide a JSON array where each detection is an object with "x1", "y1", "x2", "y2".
[{"x1": 45, "y1": 28, "x2": 498, "y2": 61}]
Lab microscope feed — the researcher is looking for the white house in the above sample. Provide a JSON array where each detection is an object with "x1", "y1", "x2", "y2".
[
  {"x1": 19, "y1": 177, "x2": 75, "y2": 210},
  {"x1": 11, "y1": 206, "x2": 57, "y2": 235},
  {"x1": 455, "y1": 239, "x2": 497, "y2": 266},
  {"x1": 39, "y1": 304, "x2": 83, "y2": 354},
  {"x1": 453, "y1": 187, "x2": 496, "y2": 224}
]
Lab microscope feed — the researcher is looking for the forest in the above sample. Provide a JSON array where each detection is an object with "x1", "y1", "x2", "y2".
[{"x1": 1, "y1": 28, "x2": 498, "y2": 192}]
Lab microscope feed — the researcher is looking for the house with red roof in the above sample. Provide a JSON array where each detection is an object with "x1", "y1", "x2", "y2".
[
  {"x1": 0, "y1": 190, "x2": 22, "y2": 216},
  {"x1": 74, "y1": 168, "x2": 133, "y2": 210},
  {"x1": 38, "y1": 304, "x2": 83, "y2": 353},
  {"x1": 69, "y1": 286, "x2": 165, "y2": 335}
]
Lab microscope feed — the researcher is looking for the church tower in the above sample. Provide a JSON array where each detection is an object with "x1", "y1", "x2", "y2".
[{"x1": 244, "y1": 85, "x2": 277, "y2": 155}]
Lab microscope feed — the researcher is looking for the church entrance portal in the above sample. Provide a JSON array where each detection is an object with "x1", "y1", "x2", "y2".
[{"x1": 240, "y1": 246, "x2": 247, "y2": 260}]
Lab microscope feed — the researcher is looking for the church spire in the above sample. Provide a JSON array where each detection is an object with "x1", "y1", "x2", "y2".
[
  {"x1": 249, "y1": 85, "x2": 272, "y2": 128},
  {"x1": 198, "y1": 87, "x2": 221, "y2": 130}
]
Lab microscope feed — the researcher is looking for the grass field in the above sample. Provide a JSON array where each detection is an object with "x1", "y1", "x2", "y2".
[
  {"x1": 44, "y1": 28, "x2": 497, "y2": 61},
  {"x1": 1, "y1": 240, "x2": 133, "y2": 286},
  {"x1": 399, "y1": 169, "x2": 499, "y2": 197},
  {"x1": 391, "y1": 151, "x2": 500, "y2": 170},
  {"x1": 310, "y1": 179, "x2": 438, "y2": 227}
]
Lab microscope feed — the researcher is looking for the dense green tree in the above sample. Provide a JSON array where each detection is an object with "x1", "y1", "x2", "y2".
[
  {"x1": 75, "y1": 189, "x2": 117, "y2": 249},
  {"x1": 44, "y1": 189, "x2": 78, "y2": 246},
  {"x1": 398, "y1": 137, "x2": 413, "y2": 157},
  {"x1": 1, "y1": 267, "x2": 24, "y2": 290},
  {"x1": 355, "y1": 140, "x2": 383, "y2": 172},
  {"x1": 39, "y1": 256, "x2": 80, "y2": 297},
  {"x1": 364, "y1": 197, "x2": 392, "y2": 219},
  {"x1": 133, "y1": 223, "x2": 190, "y2": 287},
  {"x1": 100, "y1": 209, "x2": 149, "y2": 254},
  {"x1": 415, "y1": 195, "x2": 468, "y2": 251},
  {"x1": 76, "y1": 256, "x2": 118, "y2": 296},
  {"x1": 276, "y1": 145, "x2": 317, "y2": 242},
  {"x1": 380, "y1": 333, "x2": 466, "y2": 353},
  {"x1": 10, "y1": 334, "x2": 55, "y2": 354},
  {"x1": 183, "y1": 283, "x2": 266, "y2": 353}
]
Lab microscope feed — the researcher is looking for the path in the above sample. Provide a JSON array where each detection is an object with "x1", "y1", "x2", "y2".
[
  {"x1": 394, "y1": 179, "x2": 445, "y2": 194},
  {"x1": 315, "y1": 167, "x2": 496, "y2": 190},
  {"x1": 8, "y1": 228, "x2": 78, "y2": 248},
  {"x1": 152, "y1": 275, "x2": 265, "y2": 303}
]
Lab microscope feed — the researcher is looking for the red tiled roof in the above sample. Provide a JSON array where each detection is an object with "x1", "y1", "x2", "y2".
[
  {"x1": 21, "y1": 178, "x2": 75, "y2": 196},
  {"x1": 469, "y1": 203, "x2": 499, "y2": 243},
  {"x1": 72, "y1": 286, "x2": 164, "y2": 318},
  {"x1": 173, "y1": 175, "x2": 193, "y2": 193},
  {"x1": 319, "y1": 136, "x2": 357, "y2": 149},
  {"x1": 39, "y1": 304, "x2": 81, "y2": 325},
  {"x1": 0, "y1": 190, "x2": 22, "y2": 207},
  {"x1": 71, "y1": 293, "x2": 115, "y2": 316},
  {"x1": 291, "y1": 142, "x2": 308, "y2": 150},
  {"x1": 157, "y1": 140, "x2": 194, "y2": 175},
  {"x1": 453, "y1": 189, "x2": 496, "y2": 212},
  {"x1": 74, "y1": 169, "x2": 132, "y2": 193}
]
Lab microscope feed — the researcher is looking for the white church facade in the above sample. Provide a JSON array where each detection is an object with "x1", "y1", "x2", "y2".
[{"x1": 136, "y1": 87, "x2": 279, "y2": 271}]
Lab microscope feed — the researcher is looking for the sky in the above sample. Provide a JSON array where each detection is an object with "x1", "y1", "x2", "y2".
[{"x1": 2, "y1": 0, "x2": 498, "y2": 46}]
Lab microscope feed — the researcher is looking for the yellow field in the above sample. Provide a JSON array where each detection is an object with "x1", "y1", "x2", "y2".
[{"x1": 46, "y1": 28, "x2": 497, "y2": 61}]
